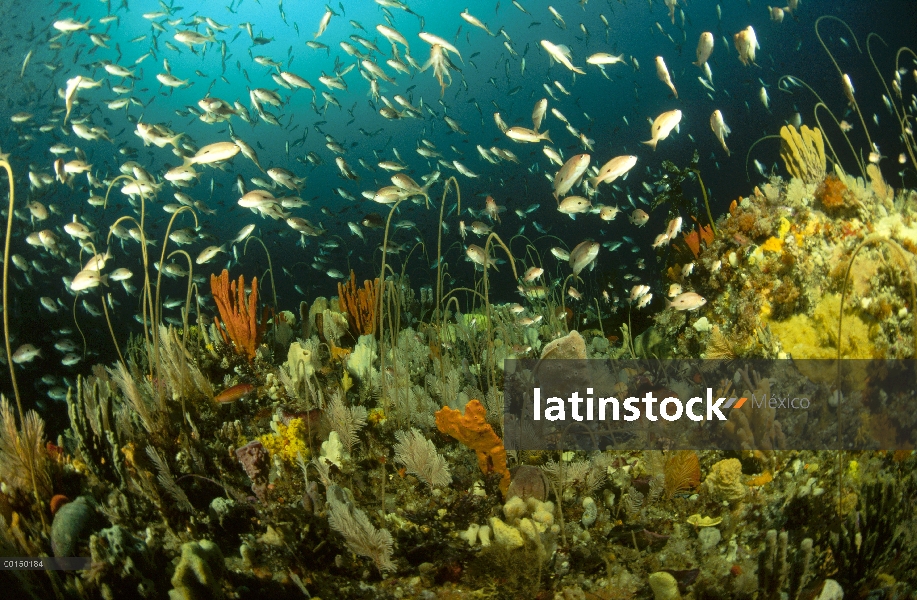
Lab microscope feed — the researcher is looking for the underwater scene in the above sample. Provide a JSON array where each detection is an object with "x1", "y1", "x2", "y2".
[{"x1": 0, "y1": 0, "x2": 916, "y2": 597}]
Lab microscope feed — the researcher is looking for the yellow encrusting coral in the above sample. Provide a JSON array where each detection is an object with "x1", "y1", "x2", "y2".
[
  {"x1": 258, "y1": 418, "x2": 310, "y2": 464},
  {"x1": 766, "y1": 293, "x2": 880, "y2": 361}
]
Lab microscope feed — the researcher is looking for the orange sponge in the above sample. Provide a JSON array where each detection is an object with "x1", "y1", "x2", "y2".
[{"x1": 435, "y1": 399, "x2": 510, "y2": 496}]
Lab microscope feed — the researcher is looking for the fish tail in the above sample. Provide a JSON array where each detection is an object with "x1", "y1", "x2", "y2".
[{"x1": 641, "y1": 139, "x2": 658, "y2": 150}]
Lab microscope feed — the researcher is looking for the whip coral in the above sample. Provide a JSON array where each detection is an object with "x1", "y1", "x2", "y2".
[
  {"x1": 210, "y1": 269, "x2": 268, "y2": 361},
  {"x1": 435, "y1": 399, "x2": 510, "y2": 495}
]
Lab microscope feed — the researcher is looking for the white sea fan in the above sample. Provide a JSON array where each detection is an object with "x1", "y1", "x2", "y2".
[
  {"x1": 326, "y1": 485, "x2": 396, "y2": 573},
  {"x1": 393, "y1": 428, "x2": 452, "y2": 489},
  {"x1": 325, "y1": 390, "x2": 367, "y2": 455}
]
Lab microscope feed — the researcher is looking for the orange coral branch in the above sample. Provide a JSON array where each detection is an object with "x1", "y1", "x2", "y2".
[
  {"x1": 435, "y1": 399, "x2": 510, "y2": 496},
  {"x1": 683, "y1": 229, "x2": 701, "y2": 258},
  {"x1": 683, "y1": 218, "x2": 715, "y2": 258},
  {"x1": 699, "y1": 223, "x2": 715, "y2": 245},
  {"x1": 338, "y1": 270, "x2": 379, "y2": 337},
  {"x1": 210, "y1": 269, "x2": 267, "y2": 361}
]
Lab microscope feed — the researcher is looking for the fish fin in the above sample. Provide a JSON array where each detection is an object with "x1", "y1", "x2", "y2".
[{"x1": 641, "y1": 139, "x2": 658, "y2": 150}]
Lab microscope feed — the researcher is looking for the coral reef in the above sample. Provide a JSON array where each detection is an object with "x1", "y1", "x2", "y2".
[{"x1": 6, "y1": 87, "x2": 917, "y2": 600}]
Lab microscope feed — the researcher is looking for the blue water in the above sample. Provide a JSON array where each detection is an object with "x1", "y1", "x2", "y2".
[{"x1": 1, "y1": 0, "x2": 915, "y2": 423}]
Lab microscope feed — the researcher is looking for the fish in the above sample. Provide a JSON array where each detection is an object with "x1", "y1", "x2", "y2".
[
  {"x1": 710, "y1": 110, "x2": 732, "y2": 156},
  {"x1": 630, "y1": 285, "x2": 651, "y2": 302},
  {"x1": 196, "y1": 245, "x2": 225, "y2": 265},
  {"x1": 734, "y1": 26, "x2": 760, "y2": 66},
  {"x1": 12, "y1": 344, "x2": 42, "y2": 364},
  {"x1": 466, "y1": 245, "x2": 498, "y2": 271},
  {"x1": 586, "y1": 53, "x2": 626, "y2": 66},
  {"x1": 642, "y1": 109, "x2": 682, "y2": 150},
  {"x1": 553, "y1": 154, "x2": 590, "y2": 199},
  {"x1": 630, "y1": 209, "x2": 650, "y2": 227},
  {"x1": 599, "y1": 206, "x2": 620, "y2": 222},
  {"x1": 667, "y1": 292, "x2": 707, "y2": 311},
  {"x1": 419, "y1": 32, "x2": 462, "y2": 61},
  {"x1": 569, "y1": 241, "x2": 599, "y2": 276},
  {"x1": 523, "y1": 267, "x2": 544, "y2": 282},
  {"x1": 590, "y1": 155, "x2": 638, "y2": 188},
  {"x1": 694, "y1": 32, "x2": 714, "y2": 67},
  {"x1": 532, "y1": 98, "x2": 548, "y2": 132},
  {"x1": 505, "y1": 127, "x2": 551, "y2": 143},
  {"x1": 655, "y1": 57, "x2": 678, "y2": 98},
  {"x1": 557, "y1": 196, "x2": 592, "y2": 218},
  {"x1": 20, "y1": 49, "x2": 33, "y2": 79},
  {"x1": 377, "y1": 24, "x2": 409, "y2": 50},
  {"x1": 53, "y1": 18, "x2": 91, "y2": 32},
  {"x1": 551, "y1": 247, "x2": 570, "y2": 261},
  {"x1": 64, "y1": 76, "x2": 83, "y2": 124},
  {"x1": 460, "y1": 9, "x2": 494, "y2": 36},
  {"x1": 70, "y1": 269, "x2": 108, "y2": 292},
  {"x1": 233, "y1": 224, "x2": 257, "y2": 243},
  {"x1": 214, "y1": 383, "x2": 256, "y2": 403},
  {"x1": 315, "y1": 9, "x2": 334, "y2": 38},
  {"x1": 539, "y1": 40, "x2": 585, "y2": 74},
  {"x1": 185, "y1": 142, "x2": 241, "y2": 166},
  {"x1": 666, "y1": 217, "x2": 683, "y2": 239}
]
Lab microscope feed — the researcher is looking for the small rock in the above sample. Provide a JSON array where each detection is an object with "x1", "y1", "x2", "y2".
[
  {"x1": 648, "y1": 571, "x2": 682, "y2": 600},
  {"x1": 507, "y1": 465, "x2": 550, "y2": 502},
  {"x1": 51, "y1": 496, "x2": 95, "y2": 558}
]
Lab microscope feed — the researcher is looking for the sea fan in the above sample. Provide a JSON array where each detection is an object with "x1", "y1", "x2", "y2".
[
  {"x1": 393, "y1": 428, "x2": 451, "y2": 489},
  {"x1": 326, "y1": 484, "x2": 395, "y2": 573},
  {"x1": 663, "y1": 450, "x2": 701, "y2": 498}
]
